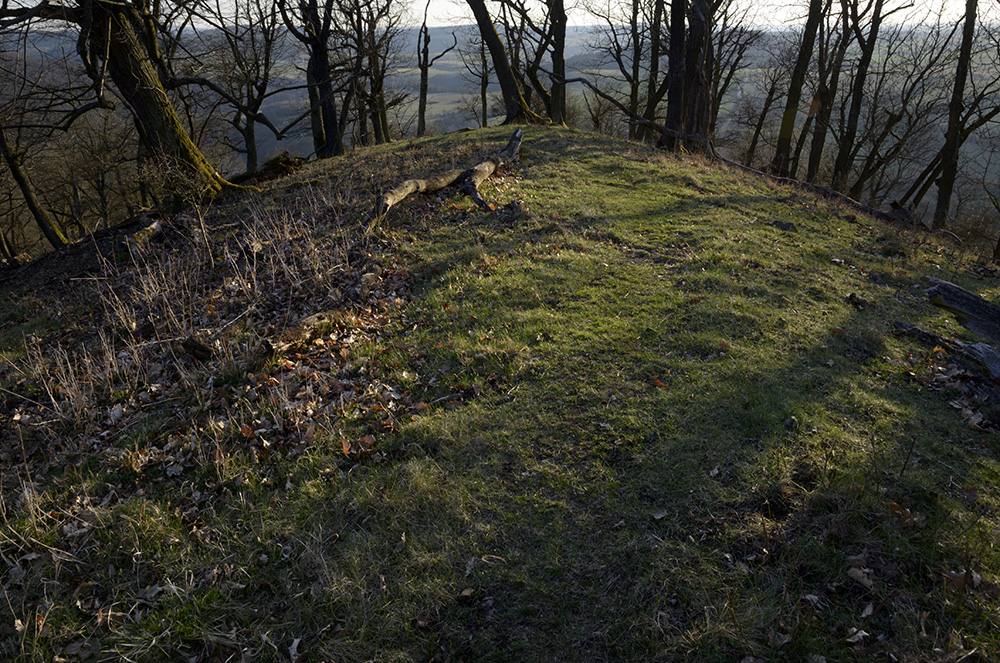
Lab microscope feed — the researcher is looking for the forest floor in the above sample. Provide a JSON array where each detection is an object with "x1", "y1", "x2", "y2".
[{"x1": 1, "y1": 126, "x2": 999, "y2": 662}]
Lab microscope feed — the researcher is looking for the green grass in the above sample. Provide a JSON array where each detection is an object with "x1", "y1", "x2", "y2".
[{"x1": 1, "y1": 127, "x2": 999, "y2": 662}]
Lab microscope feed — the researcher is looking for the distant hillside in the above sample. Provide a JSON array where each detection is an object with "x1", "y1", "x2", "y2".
[{"x1": 1, "y1": 127, "x2": 998, "y2": 662}]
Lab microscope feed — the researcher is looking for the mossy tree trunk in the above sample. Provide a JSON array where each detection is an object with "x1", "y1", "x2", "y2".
[{"x1": 86, "y1": 1, "x2": 230, "y2": 195}]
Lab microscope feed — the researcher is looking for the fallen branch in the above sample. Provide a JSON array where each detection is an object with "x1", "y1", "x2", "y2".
[{"x1": 373, "y1": 129, "x2": 523, "y2": 219}]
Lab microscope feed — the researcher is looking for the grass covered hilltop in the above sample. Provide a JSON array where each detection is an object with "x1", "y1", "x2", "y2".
[{"x1": 1, "y1": 126, "x2": 999, "y2": 662}]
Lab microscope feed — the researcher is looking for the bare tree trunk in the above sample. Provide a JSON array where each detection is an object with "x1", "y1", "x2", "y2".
[
  {"x1": 627, "y1": 0, "x2": 643, "y2": 139},
  {"x1": 744, "y1": 77, "x2": 779, "y2": 167},
  {"x1": 417, "y1": 1, "x2": 433, "y2": 137},
  {"x1": 466, "y1": 0, "x2": 540, "y2": 124},
  {"x1": 0, "y1": 226, "x2": 14, "y2": 262},
  {"x1": 639, "y1": 0, "x2": 666, "y2": 142},
  {"x1": 934, "y1": 0, "x2": 978, "y2": 229},
  {"x1": 662, "y1": 0, "x2": 687, "y2": 150},
  {"x1": 831, "y1": 0, "x2": 886, "y2": 191},
  {"x1": 0, "y1": 126, "x2": 68, "y2": 249},
  {"x1": 244, "y1": 121, "x2": 259, "y2": 172},
  {"x1": 772, "y1": 0, "x2": 824, "y2": 175},
  {"x1": 306, "y1": 69, "x2": 327, "y2": 156},
  {"x1": 549, "y1": 0, "x2": 568, "y2": 125},
  {"x1": 807, "y1": 3, "x2": 848, "y2": 182},
  {"x1": 683, "y1": 0, "x2": 714, "y2": 143},
  {"x1": 789, "y1": 115, "x2": 814, "y2": 177},
  {"x1": 280, "y1": 0, "x2": 343, "y2": 158},
  {"x1": 481, "y1": 41, "x2": 490, "y2": 127}
]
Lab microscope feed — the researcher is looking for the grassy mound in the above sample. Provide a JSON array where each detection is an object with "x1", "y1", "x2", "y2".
[{"x1": 1, "y1": 126, "x2": 998, "y2": 662}]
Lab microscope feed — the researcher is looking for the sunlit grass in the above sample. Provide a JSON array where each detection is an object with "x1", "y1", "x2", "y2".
[{"x1": 2, "y1": 126, "x2": 998, "y2": 661}]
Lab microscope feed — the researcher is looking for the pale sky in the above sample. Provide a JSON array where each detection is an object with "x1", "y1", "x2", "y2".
[{"x1": 417, "y1": 0, "x2": 972, "y2": 27}]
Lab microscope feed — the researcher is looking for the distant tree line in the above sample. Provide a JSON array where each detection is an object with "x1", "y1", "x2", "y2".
[{"x1": 1, "y1": 0, "x2": 999, "y2": 262}]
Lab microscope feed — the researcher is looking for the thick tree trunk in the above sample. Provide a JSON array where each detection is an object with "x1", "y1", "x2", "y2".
[
  {"x1": 307, "y1": 47, "x2": 342, "y2": 157},
  {"x1": 0, "y1": 126, "x2": 68, "y2": 249},
  {"x1": 466, "y1": 0, "x2": 540, "y2": 124},
  {"x1": 662, "y1": 0, "x2": 687, "y2": 150},
  {"x1": 683, "y1": 0, "x2": 714, "y2": 143},
  {"x1": 244, "y1": 121, "x2": 259, "y2": 173},
  {"x1": 772, "y1": 0, "x2": 824, "y2": 175},
  {"x1": 301, "y1": 0, "x2": 343, "y2": 157},
  {"x1": 934, "y1": 0, "x2": 978, "y2": 229},
  {"x1": 89, "y1": 2, "x2": 230, "y2": 194}
]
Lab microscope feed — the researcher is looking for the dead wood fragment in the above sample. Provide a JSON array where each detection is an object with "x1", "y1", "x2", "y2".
[
  {"x1": 373, "y1": 129, "x2": 523, "y2": 218},
  {"x1": 263, "y1": 310, "x2": 345, "y2": 355},
  {"x1": 923, "y1": 277, "x2": 1000, "y2": 345},
  {"x1": 181, "y1": 335, "x2": 214, "y2": 360},
  {"x1": 846, "y1": 293, "x2": 871, "y2": 309}
]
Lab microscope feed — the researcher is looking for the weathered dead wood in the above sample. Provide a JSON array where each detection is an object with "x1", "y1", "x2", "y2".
[
  {"x1": 923, "y1": 277, "x2": 1000, "y2": 345},
  {"x1": 263, "y1": 310, "x2": 346, "y2": 355},
  {"x1": 894, "y1": 321, "x2": 1000, "y2": 380},
  {"x1": 374, "y1": 168, "x2": 466, "y2": 217},
  {"x1": 373, "y1": 129, "x2": 523, "y2": 218}
]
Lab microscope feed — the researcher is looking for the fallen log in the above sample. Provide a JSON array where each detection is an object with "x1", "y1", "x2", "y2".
[
  {"x1": 893, "y1": 321, "x2": 1000, "y2": 380},
  {"x1": 373, "y1": 129, "x2": 523, "y2": 218},
  {"x1": 923, "y1": 277, "x2": 1000, "y2": 345},
  {"x1": 263, "y1": 310, "x2": 346, "y2": 355}
]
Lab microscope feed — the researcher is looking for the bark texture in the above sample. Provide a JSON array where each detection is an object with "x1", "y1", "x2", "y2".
[{"x1": 88, "y1": 2, "x2": 230, "y2": 194}]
